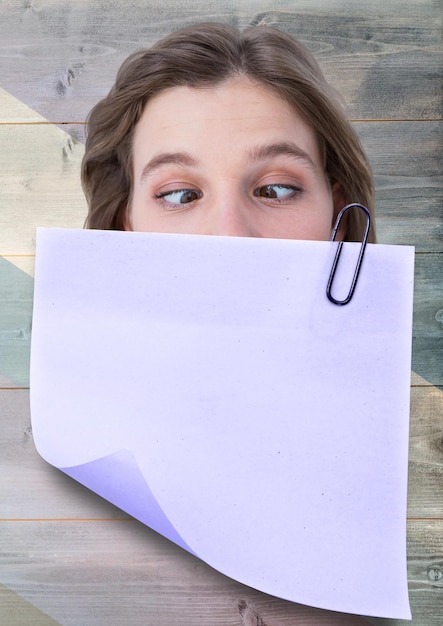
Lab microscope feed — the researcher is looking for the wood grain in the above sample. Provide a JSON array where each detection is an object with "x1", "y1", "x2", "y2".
[
  {"x1": 0, "y1": 123, "x2": 87, "y2": 256},
  {"x1": 0, "y1": 1, "x2": 441, "y2": 123},
  {"x1": 408, "y1": 386, "x2": 443, "y2": 518},
  {"x1": 355, "y1": 122, "x2": 443, "y2": 252},
  {"x1": 0, "y1": 121, "x2": 441, "y2": 254},
  {"x1": 0, "y1": 518, "x2": 441, "y2": 626},
  {"x1": 0, "y1": 389, "x2": 129, "y2": 519},
  {"x1": 0, "y1": 0, "x2": 441, "y2": 623},
  {"x1": 0, "y1": 258, "x2": 33, "y2": 388},
  {"x1": 412, "y1": 253, "x2": 443, "y2": 386},
  {"x1": 0, "y1": 584, "x2": 61, "y2": 626}
]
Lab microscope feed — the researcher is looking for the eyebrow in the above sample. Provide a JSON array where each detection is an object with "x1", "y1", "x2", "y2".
[
  {"x1": 140, "y1": 153, "x2": 197, "y2": 182},
  {"x1": 139, "y1": 141, "x2": 317, "y2": 183},
  {"x1": 248, "y1": 142, "x2": 317, "y2": 169}
]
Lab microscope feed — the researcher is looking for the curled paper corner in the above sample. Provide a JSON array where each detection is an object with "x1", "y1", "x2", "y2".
[
  {"x1": 31, "y1": 229, "x2": 414, "y2": 619},
  {"x1": 61, "y1": 449, "x2": 195, "y2": 555}
]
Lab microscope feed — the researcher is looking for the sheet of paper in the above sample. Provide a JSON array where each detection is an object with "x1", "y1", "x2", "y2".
[{"x1": 30, "y1": 228, "x2": 414, "y2": 619}]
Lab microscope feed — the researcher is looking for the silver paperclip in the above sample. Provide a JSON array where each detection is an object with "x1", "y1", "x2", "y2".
[{"x1": 326, "y1": 203, "x2": 371, "y2": 306}]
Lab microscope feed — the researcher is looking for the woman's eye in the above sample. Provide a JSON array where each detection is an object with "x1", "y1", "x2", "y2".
[
  {"x1": 156, "y1": 189, "x2": 201, "y2": 205},
  {"x1": 255, "y1": 184, "x2": 299, "y2": 200}
]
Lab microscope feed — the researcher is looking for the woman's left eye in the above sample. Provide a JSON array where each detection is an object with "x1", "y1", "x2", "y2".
[
  {"x1": 155, "y1": 188, "x2": 201, "y2": 205},
  {"x1": 254, "y1": 184, "x2": 299, "y2": 200}
]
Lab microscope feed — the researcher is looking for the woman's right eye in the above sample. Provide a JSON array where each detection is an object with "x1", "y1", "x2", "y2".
[{"x1": 155, "y1": 189, "x2": 201, "y2": 205}]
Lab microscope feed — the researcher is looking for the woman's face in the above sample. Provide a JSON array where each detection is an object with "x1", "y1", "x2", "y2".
[{"x1": 128, "y1": 77, "x2": 344, "y2": 240}]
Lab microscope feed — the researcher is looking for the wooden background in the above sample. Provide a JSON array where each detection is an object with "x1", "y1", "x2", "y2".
[{"x1": 0, "y1": 0, "x2": 442, "y2": 624}]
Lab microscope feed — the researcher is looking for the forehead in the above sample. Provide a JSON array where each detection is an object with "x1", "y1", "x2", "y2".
[{"x1": 132, "y1": 77, "x2": 321, "y2": 160}]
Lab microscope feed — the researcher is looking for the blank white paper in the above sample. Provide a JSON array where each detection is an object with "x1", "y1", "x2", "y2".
[{"x1": 30, "y1": 228, "x2": 414, "y2": 619}]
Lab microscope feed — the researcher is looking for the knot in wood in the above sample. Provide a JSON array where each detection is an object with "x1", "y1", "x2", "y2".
[{"x1": 427, "y1": 566, "x2": 443, "y2": 583}]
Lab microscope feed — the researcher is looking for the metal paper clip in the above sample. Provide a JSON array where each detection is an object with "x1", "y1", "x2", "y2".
[{"x1": 326, "y1": 203, "x2": 371, "y2": 306}]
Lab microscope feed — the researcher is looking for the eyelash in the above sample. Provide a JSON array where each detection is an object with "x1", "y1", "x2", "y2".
[
  {"x1": 154, "y1": 188, "x2": 202, "y2": 207},
  {"x1": 253, "y1": 184, "x2": 302, "y2": 202},
  {"x1": 153, "y1": 183, "x2": 303, "y2": 208}
]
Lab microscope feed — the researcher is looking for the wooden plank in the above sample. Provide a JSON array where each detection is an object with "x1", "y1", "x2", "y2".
[
  {"x1": 0, "y1": 389, "x2": 130, "y2": 519},
  {"x1": 0, "y1": 2, "x2": 440, "y2": 625},
  {"x1": 0, "y1": 258, "x2": 33, "y2": 388},
  {"x1": 0, "y1": 121, "x2": 440, "y2": 254},
  {"x1": 0, "y1": 1, "x2": 441, "y2": 123},
  {"x1": 258, "y1": 8, "x2": 443, "y2": 121},
  {"x1": 0, "y1": 584, "x2": 61, "y2": 626},
  {"x1": 355, "y1": 122, "x2": 443, "y2": 252},
  {"x1": 0, "y1": 88, "x2": 45, "y2": 123},
  {"x1": 0, "y1": 257, "x2": 33, "y2": 387},
  {"x1": 0, "y1": 518, "x2": 441, "y2": 625},
  {"x1": 412, "y1": 253, "x2": 443, "y2": 386},
  {"x1": 408, "y1": 386, "x2": 443, "y2": 518},
  {"x1": 1, "y1": 256, "x2": 35, "y2": 278},
  {"x1": 0, "y1": 123, "x2": 87, "y2": 255}
]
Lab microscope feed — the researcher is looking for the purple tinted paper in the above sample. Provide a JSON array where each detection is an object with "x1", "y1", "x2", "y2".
[
  {"x1": 62, "y1": 449, "x2": 194, "y2": 553},
  {"x1": 30, "y1": 228, "x2": 414, "y2": 619}
]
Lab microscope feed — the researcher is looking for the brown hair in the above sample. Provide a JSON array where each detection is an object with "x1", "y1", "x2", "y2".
[{"x1": 82, "y1": 22, "x2": 375, "y2": 242}]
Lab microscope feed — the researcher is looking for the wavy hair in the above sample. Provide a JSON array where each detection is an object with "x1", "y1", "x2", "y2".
[{"x1": 82, "y1": 22, "x2": 375, "y2": 242}]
